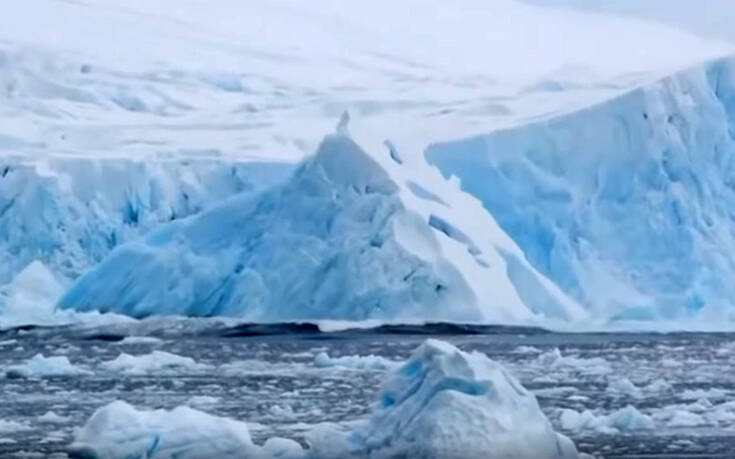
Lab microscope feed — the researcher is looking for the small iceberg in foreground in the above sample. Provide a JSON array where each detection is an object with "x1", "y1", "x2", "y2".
[
  {"x1": 69, "y1": 339, "x2": 582, "y2": 458},
  {"x1": 68, "y1": 400, "x2": 304, "y2": 459},
  {"x1": 309, "y1": 338, "x2": 580, "y2": 458}
]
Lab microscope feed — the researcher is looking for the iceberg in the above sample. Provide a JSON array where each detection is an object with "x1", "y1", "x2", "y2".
[
  {"x1": 67, "y1": 400, "x2": 303, "y2": 459},
  {"x1": 427, "y1": 56, "x2": 735, "y2": 322},
  {"x1": 0, "y1": 260, "x2": 63, "y2": 326},
  {"x1": 308, "y1": 339, "x2": 580, "y2": 458},
  {"x1": 59, "y1": 128, "x2": 585, "y2": 323}
]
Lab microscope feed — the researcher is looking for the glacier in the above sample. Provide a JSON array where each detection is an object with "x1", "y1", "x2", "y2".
[
  {"x1": 2, "y1": 0, "x2": 735, "y2": 326},
  {"x1": 0, "y1": 157, "x2": 290, "y2": 287},
  {"x1": 58, "y1": 129, "x2": 585, "y2": 323},
  {"x1": 427, "y1": 56, "x2": 735, "y2": 322}
]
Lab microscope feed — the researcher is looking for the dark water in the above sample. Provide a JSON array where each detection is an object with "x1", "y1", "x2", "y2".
[{"x1": 1, "y1": 321, "x2": 734, "y2": 458}]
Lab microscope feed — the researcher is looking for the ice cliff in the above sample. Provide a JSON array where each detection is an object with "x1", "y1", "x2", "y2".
[
  {"x1": 58, "y1": 128, "x2": 584, "y2": 323},
  {"x1": 0, "y1": 157, "x2": 290, "y2": 287},
  {"x1": 427, "y1": 56, "x2": 735, "y2": 322}
]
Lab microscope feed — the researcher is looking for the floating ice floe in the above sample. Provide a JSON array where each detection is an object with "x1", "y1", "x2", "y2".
[
  {"x1": 101, "y1": 351, "x2": 209, "y2": 375},
  {"x1": 186, "y1": 395, "x2": 220, "y2": 408},
  {"x1": 313, "y1": 351, "x2": 400, "y2": 371},
  {"x1": 644, "y1": 379, "x2": 673, "y2": 393},
  {"x1": 6, "y1": 353, "x2": 90, "y2": 378},
  {"x1": 67, "y1": 400, "x2": 304, "y2": 459},
  {"x1": 37, "y1": 411, "x2": 70, "y2": 425},
  {"x1": 665, "y1": 410, "x2": 707, "y2": 428},
  {"x1": 115, "y1": 336, "x2": 165, "y2": 346},
  {"x1": 534, "y1": 348, "x2": 612, "y2": 376},
  {"x1": 606, "y1": 377, "x2": 643, "y2": 398},
  {"x1": 559, "y1": 405, "x2": 654, "y2": 434},
  {"x1": 0, "y1": 419, "x2": 31, "y2": 433}
]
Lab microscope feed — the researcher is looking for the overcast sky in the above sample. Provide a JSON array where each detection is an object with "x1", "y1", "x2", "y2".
[{"x1": 523, "y1": 0, "x2": 735, "y2": 45}]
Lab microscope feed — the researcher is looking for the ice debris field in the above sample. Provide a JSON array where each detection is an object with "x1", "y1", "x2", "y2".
[{"x1": 2, "y1": 323, "x2": 735, "y2": 457}]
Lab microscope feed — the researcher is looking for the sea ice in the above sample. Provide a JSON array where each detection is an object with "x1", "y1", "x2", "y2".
[
  {"x1": 559, "y1": 405, "x2": 654, "y2": 433},
  {"x1": 100, "y1": 351, "x2": 208, "y2": 375},
  {"x1": 37, "y1": 411, "x2": 70, "y2": 425},
  {"x1": 6, "y1": 353, "x2": 90, "y2": 378},
  {"x1": 313, "y1": 352, "x2": 400, "y2": 371},
  {"x1": 71, "y1": 339, "x2": 583, "y2": 458}
]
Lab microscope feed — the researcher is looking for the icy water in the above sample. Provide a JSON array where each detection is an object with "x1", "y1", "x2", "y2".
[{"x1": 1, "y1": 321, "x2": 734, "y2": 458}]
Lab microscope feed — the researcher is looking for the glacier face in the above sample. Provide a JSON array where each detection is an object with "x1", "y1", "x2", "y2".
[
  {"x1": 427, "y1": 56, "x2": 735, "y2": 322},
  {"x1": 3, "y1": 0, "x2": 735, "y2": 326},
  {"x1": 0, "y1": 157, "x2": 290, "y2": 288},
  {"x1": 58, "y1": 131, "x2": 585, "y2": 323}
]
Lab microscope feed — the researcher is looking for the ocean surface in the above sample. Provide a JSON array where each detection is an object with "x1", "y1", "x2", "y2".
[{"x1": 1, "y1": 320, "x2": 734, "y2": 458}]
